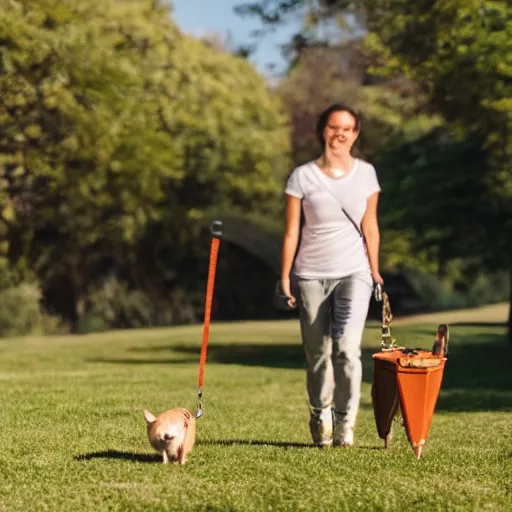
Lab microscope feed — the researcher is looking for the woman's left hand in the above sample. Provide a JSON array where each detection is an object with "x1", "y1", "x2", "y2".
[{"x1": 372, "y1": 271, "x2": 384, "y2": 285}]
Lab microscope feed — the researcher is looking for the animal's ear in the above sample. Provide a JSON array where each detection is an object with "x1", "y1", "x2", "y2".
[{"x1": 143, "y1": 409, "x2": 156, "y2": 423}]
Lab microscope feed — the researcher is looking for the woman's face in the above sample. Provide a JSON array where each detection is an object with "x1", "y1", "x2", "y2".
[{"x1": 324, "y1": 110, "x2": 359, "y2": 154}]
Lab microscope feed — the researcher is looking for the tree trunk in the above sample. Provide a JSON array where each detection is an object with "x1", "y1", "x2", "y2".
[
  {"x1": 73, "y1": 295, "x2": 86, "y2": 333},
  {"x1": 69, "y1": 258, "x2": 86, "y2": 334}
]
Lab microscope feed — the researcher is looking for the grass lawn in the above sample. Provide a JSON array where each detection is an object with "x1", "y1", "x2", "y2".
[{"x1": 0, "y1": 313, "x2": 511, "y2": 511}]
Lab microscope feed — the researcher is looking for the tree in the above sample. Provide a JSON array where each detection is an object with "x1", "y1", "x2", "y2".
[
  {"x1": 0, "y1": 0, "x2": 290, "y2": 331},
  {"x1": 235, "y1": 0, "x2": 512, "y2": 340},
  {"x1": 362, "y1": 0, "x2": 512, "y2": 340},
  {"x1": 1, "y1": 0, "x2": 185, "y2": 327}
]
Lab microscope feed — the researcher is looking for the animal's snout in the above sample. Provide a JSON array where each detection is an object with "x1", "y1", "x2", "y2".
[{"x1": 163, "y1": 434, "x2": 175, "y2": 442}]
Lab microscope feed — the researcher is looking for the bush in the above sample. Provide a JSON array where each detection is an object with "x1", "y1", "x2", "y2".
[
  {"x1": 0, "y1": 282, "x2": 61, "y2": 337},
  {"x1": 465, "y1": 270, "x2": 510, "y2": 307},
  {"x1": 402, "y1": 266, "x2": 468, "y2": 312},
  {"x1": 401, "y1": 266, "x2": 510, "y2": 313},
  {"x1": 82, "y1": 276, "x2": 200, "y2": 333}
]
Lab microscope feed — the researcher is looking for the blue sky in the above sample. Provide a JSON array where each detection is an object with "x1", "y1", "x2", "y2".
[{"x1": 170, "y1": 0, "x2": 301, "y2": 77}]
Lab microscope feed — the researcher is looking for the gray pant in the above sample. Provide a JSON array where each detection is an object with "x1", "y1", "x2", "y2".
[{"x1": 297, "y1": 271, "x2": 373, "y2": 426}]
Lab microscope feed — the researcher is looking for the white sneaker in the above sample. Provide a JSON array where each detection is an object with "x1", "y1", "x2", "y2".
[
  {"x1": 333, "y1": 422, "x2": 354, "y2": 447},
  {"x1": 309, "y1": 407, "x2": 333, "y2": 447}
]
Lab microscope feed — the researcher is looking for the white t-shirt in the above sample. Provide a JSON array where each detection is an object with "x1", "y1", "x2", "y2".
[{"x1": 285, "y1": 159, "x2": 381, "y2": 279}]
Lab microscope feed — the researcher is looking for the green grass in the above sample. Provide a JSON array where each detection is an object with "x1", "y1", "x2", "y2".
[{"x1": 0, "y1": 318, "x2": 511, "y2": 511}]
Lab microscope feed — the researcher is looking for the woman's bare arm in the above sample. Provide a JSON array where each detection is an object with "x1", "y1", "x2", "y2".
[
  {"x1": 361, "y1": 191, "x2": 383, "y2": 284},
  {"x1": 281, "y1": 194, "x2": 302, "y2": 303}
]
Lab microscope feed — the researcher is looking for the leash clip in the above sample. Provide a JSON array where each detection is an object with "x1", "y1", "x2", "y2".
[{"x1": 196, "y1": 388, "x2": 203, "y2": 419}]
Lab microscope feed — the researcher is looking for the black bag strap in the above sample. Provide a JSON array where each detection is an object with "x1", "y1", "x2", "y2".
[
  {"x1": 341, "y1": 207, "x2": 363, "y2": 238},
  {"x1": 312, "y1": 165, "x2": 363, "y2": 238}
]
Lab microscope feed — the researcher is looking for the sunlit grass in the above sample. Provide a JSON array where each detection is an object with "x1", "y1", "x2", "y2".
[{"x1": 0, "y1": 318, "x2": 510, "y2": 511}]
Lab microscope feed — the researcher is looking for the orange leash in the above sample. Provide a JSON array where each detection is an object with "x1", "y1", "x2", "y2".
[{"x1": 196, "y1": 220, "x2": 222, "y2": 418}]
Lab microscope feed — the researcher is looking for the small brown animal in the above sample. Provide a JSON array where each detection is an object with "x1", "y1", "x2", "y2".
[{"x1": 143, "y1": 408, "x2": 196, "y2": 464}]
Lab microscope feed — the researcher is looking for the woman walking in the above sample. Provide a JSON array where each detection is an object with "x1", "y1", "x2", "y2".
[{"x1": 281, "y1": 103, "x2": 383, "y2": 447}]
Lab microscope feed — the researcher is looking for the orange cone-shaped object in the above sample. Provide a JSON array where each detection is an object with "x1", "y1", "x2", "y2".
[
  {"x1": 371, "y1": 286, "x2": 448, "y2": 459},
  {"x1": 396, "y1": 355, "x2": 446, "y2": 459},
  {"x1": 372, "y1": 347, "x2": 447, "y2": 459},
  {"x1": 371, "y1": 354, "x2": 400, "y2": 448}
]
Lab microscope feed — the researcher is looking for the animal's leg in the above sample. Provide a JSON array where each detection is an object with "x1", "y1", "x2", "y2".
[{"x1": 177, "y1": 446, "x2": 187, "y2": 465}]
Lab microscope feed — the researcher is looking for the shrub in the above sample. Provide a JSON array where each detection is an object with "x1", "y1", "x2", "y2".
[
  {"x1": 465, "y1": 270, "x2": 510, "y2": 307},
  {"x1": 402, "y1": 266, "x2": 468, "y2": 312},
  {"x1": 82, "y1": 276, "x2": 200, "y2": 333},
  {"x1": 0, "y1": 282, "x2": 61, "y2": 337}
]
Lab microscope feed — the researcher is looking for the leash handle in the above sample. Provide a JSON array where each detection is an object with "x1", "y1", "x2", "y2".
[{"x1": 196, "y1": 221, "x2": 222, "y2": 418}]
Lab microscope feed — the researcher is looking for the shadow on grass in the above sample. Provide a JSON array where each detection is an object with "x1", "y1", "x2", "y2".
[
  {"x1": 451, "y1": 322, "x2": 506, "y2": 327},
  {"x1": 89, "y1": 327, "x2": 511, "y2": 412},
  {"x1": 88, "y1": 344, "x2": 306, "y2": 369},
  {"x1": 75, "y1": 450, "x2": 161, "y2": 463},
  {"x1": 406, "y1": 322, "x2": 505, "y2": 337},
  {"x1": 197, "y1": 439, "x2": 383, "y2": 450},
  {"x1": 434, "y1": 331, "x2": 512, "y2": 412},
  {"x1": 73, "y1": 442, "x2": 383, "y2": 459},
  {"x1": 197, "y1": 439, "x2": 316, "y2": 449}
]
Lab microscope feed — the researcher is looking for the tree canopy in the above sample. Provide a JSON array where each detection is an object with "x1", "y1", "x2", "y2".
[
  {"x1": 236, "y1": 0, "x2": 512, "y2": 339},
  {"x1": 0, "y1": 0, "x2": 290, "y2": 330},
  {"x1": 1, "y1": 0, "x2": 510, "y2": 338}
]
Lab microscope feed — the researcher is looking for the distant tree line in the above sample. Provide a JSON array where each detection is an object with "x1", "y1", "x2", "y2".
[
  {"x1": 236, "y1": 0, "x2": 512, "y2": 341},
  {"x1": 1, "y1": 0, "x2": 510, "y2": 342}
]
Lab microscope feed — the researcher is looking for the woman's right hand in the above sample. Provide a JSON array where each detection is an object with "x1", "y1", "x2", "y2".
[{"x1": 281, "y1": 278, "x2": 297, "y2": 309}]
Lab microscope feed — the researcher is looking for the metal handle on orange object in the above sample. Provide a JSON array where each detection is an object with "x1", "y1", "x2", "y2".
[{"x1": 375, "y1": 283, "x2": 396, "y2": 351}]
